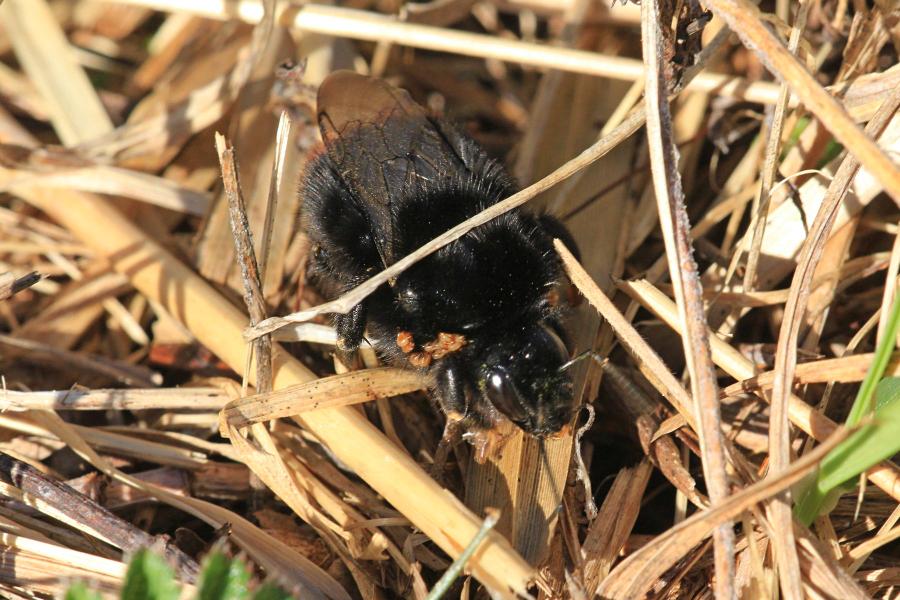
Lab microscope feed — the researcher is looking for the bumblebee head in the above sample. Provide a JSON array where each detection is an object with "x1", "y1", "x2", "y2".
[{"x1": 479, "y1": 323, "x2": 576, "y2": 436}]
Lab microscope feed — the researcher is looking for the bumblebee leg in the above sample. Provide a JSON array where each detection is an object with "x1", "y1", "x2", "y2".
[
  {"x1": 430, "y1": 417, "x2": 463, "y2": 482},
  {"x1": 335, "y1": 302, "x2": 366, "y2": 354},
  {"x1": 432, "y1": 357, "x2": 471, "y2": 422}
]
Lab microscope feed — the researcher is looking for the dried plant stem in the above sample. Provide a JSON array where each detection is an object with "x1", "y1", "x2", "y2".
[
  {"x1": 0, "y1": 333, "x2": 160, "y2": 387},
  {"x1": 0, "y1": 0, "x2": 112, "y2": 145},
  {"x1": 216, "y1": 132, "x2": 272, "y2": 392},
  {"x1": 223, "y1": 368, "x2": 426, "y2": 428},
  {"x1": 704, "y1": 0, "x2": 900, "y2": 205},
  {"x1": 595, "y1": 422, "x2": 850, "y2": 599},
  {"x1": 848, "y1": 502, "x2": 900, "y2": 571},
  {"x1": 554, "y1": 242, "x2": 695, "y2": 430},
  {"x1": 113, "y1": 1, "x2": 786, "y2": 104},
  {"x1": 0, "y1": 271, "x2": 39, "y2": 300},
  {"x1": 216, "y1": 131, "x2": 360, "y2": 597},
  {"x1": 259, "y1": 111, "x2": 291, "y2": 287},
  {"x1": 32, "y1": 410, "x2": 346, "y2": 599},
  {"x1": 640, "y1": 2, "x2": 733, "y2": 596},
  {"x1": 620, "y1": 279, "x2": 900, "y2": 503},
  {"x1": 768, "y1": 82, "x2": 900, "y2": 599},
  {"x1": 720, "y1": 352, "x2": 900, "y2": 394},
  {"x1": 743, "y1": 0, "x2": 810, "y2": 292},
  {"x1": 0, "y1": 388, "x2": 226, "y2": 411},
  {"x1": 0, "y1": 451, "x2": 198, "y2": 580},
  {"x1": 0, "y1": 531, "x2": 126, "y2": 582}
]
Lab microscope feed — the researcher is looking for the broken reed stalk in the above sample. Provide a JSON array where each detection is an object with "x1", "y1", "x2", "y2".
[
  {"x1": 216, "y1": 131, "x2": 273, "y2": 393},
  {"x1": 0, "y1": 451, "x2": 198, "y2": 580},
  {"x1": 765, "y1": 82, "x2": 900, "y2": 600},
  {"x1": 215, "y1": 132, "x2": 356, "y2": 597},
  {"x1": 639, "y1": 2, "x2": 733, "y2": 596}
]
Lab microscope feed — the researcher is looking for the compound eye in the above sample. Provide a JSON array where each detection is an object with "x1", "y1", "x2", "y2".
[{"x1": 485, "y1": 369, "x2": 529, "y2": 424}]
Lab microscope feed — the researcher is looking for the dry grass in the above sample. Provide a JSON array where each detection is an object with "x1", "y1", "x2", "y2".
[{"x1": 0, "y1": 0, "x2": 898, "y2": 598}]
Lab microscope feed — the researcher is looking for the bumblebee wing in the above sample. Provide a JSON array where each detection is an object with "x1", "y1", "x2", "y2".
[{"x1": 316, "y1": 71, "x2": 467, "y2": 266}]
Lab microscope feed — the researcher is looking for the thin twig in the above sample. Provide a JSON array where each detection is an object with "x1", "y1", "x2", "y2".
[
  {"x1": 743, "y1": 0, "x2": 811, "y2": 292},
  {"x1": 215, "y1": 132, "x2": 272, "y2": 393},
  {"x1": 640, "y1": 2, "x2": 733, "y2": 596}
]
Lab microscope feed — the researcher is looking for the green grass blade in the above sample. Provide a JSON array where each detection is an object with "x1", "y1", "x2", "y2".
[{"x1": 794, "y1": 287, "x2": 900, "y2": 525}]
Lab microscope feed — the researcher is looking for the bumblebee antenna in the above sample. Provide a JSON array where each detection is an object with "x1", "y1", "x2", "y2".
[{"x1": 558, "y1": 350, "x2": 606, "y2": 373}]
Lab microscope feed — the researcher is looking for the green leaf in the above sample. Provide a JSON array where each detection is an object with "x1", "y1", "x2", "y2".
[
  {"x1": 197, "y1": 552, "x2": 251, "y2": 600},
  {"x1": 795, "y1": 398, "x2": 900, "y2": 524},
  {"x1": 251, "y1": 583, "x2": 293, "y2": 600},
  {"x1": 121, "y1": 549, "x2": 180, "y2": 600},
  {"x1": 794, "y1": 290, "x2": 900, "y2": 525},
  {"x1": 65, "y1": 581, "x2": 102, "y2": 600}
]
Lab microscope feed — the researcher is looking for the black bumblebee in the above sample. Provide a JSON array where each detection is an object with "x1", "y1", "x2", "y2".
[{"x1": 301, "y1": 71, "x2": 579, "y2": 438}]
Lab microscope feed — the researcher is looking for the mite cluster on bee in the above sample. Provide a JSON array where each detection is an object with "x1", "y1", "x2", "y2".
[{"x1": 301, "y1": 71, "x2": 580, "y2": 438}]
